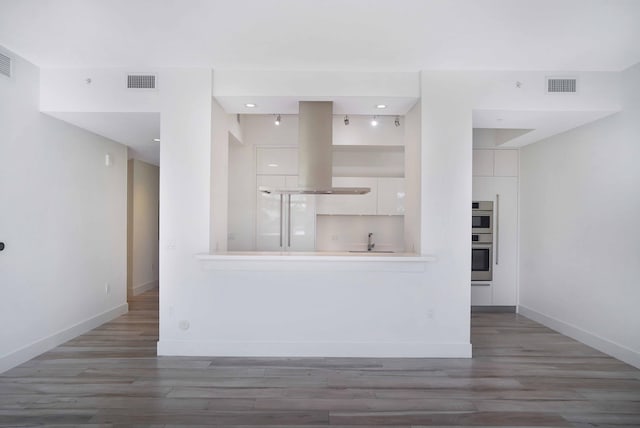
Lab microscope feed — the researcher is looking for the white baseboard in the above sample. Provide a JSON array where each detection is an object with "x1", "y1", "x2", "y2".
[
  {"x1": 157, "y1": 340, "x2": 472, "y2": 358},
  {"x1": 0, "y1": 303, "x2": 128, "y2": 374},
  {"x1": 132, "y1": 280, "x2": 158, "y2": 296},
  {"x1": 518, "y1": 305, "x2": 640, "y2": 369}
]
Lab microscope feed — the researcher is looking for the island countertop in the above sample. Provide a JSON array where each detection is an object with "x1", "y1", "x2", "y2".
[
  {"x1": 196, "y1": 251, "x2": 436, "y2": 262},
  {"x1": 195, "y1": 251, "x2": 435, "y2": 272}
]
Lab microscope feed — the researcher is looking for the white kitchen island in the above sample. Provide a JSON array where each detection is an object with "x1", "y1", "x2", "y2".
[{"x1": 156, "y1": 251, "x2": 471, "y2": 359}]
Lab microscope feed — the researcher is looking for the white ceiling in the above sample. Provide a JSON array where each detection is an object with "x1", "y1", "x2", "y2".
[
  {"x1": 2, "y1": 0, "x2": 638, "y2": 160},
  {"x1": 1, "y1": 0, "x2": 639, "y2": 71},
  {"x1": 472, "y1": 109, "x2": 619, "y2": 147}
]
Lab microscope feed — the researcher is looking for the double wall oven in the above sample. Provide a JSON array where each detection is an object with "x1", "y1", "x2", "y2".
[{"x1": 472, "y1": 201, "x2": 494, "y2": 281}]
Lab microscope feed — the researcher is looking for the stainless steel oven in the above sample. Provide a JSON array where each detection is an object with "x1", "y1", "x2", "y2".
[
  {"x1": 472, "y1": 233, "x2": 493, "y2": 281},
  {"x1": 472, "y1": 201, "x2": 493, "y2": 234}
]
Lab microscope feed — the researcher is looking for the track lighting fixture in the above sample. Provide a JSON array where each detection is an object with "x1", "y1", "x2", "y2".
[
  {"x1": 275, "y1": 114, "x2": 281, "y2": 126},
  {"x1": 371, "y1": 116, "x2": 378, "y2": 127},
  {"x1": 344, "y1": 115, "x2": 350, "y2": 126},
  {"x1": 394, "y1": 116, "x2": 400, "y2": 127}
]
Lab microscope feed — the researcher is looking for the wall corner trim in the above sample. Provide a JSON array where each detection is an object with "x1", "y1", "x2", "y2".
[
  {"x1": 518, "y1": 305, "x2": 640, "y2": 370},
  {"x1": 0, "y1": 303, "x2": 129, "y2": 374}
]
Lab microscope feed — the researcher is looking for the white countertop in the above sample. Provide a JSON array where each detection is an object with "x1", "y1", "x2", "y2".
[{"x1": 196, "y1": 251, "x2": 436, "y2": 262}]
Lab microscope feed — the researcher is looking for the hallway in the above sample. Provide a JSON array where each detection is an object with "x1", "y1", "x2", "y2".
[{"x1": 0, "y1": 288, "x2": 639, "y2": 426}]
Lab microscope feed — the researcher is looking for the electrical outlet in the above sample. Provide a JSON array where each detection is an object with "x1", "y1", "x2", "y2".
[
  {"x1": 179, "y1": 320, "x2": 190, "y2": 331},
  {"x1": 427, "y1": 309, "x2": 435, "y2": 319},
  {"x1": 331, "y1": 234, "x2": 339, "y2": 241}
]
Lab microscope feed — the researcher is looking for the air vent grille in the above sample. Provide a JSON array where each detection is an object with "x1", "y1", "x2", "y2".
[
  {"x1": 0, "y1": 52, "x2": 11, "y2": 78},
  {"x1": 127, "y1": 74, "x2": 156, "y2": 89},
  {"x1": 547, "y1": 78, "x2": 577, "y2": 93}
]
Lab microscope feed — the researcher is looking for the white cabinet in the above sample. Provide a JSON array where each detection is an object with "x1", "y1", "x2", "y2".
[
  {"x1": 473, "y1": 149, "x2": 519, "y2": 177},
  {"x1": 472, "y1": 176, "x2": 518, "y2": 306},
  {"x1": 316, "y1": 177, "x2": 405, "y2": 216},
  {"x1": 377, "y1": 178, "x2": 405, "y2": 215},
  {"x1": 472, "y1": 150, "x2": 494, "y2": 177},
  {"x1": 256, "y1": 175, "x2": 316, "y2": 251},
  {"x1": 316, "y1": 177, "x2": 378, "y2": 215},
  {"x1": 494, "y1": 150, "x2": 519, "y2": 177}
]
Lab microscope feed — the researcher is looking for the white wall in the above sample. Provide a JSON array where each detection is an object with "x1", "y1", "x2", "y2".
[
  {"x1": 210, "y1": 97, "x2": 229, "y2": 252},
  {"x1": 519, "y1": 63, "x2": 640, "y2": 368},
  {"x1": 127, "y1": 159, "x2": 159, "y2": 297},
  {"x1": 40, "y1": 68, "x2": 160, "y2": 112},
  {"x1": 404, "y1": 101, "x2": 421, "y2": 253},
  {"x1": 158, "y1": 68, "x2": 212, "y2": 348},
  {"x1": 420, "y1": 71, "x2": 475, "y2": 348},
  {"x1": 0, "y1": 48, "x2": 128, "y2": 373}
]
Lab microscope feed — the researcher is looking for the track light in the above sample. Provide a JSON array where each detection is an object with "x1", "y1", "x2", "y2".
[
  {"x1": 371, "y1": 116, "x2": 378, "y2": 127},
  {"x1": 344, "y1": 115, "x2": 350, "y2": 126},
  {"x1": 394, "y1": 116, "x2": 400, "y2": 127},
  {"x1": 275, "y1": 114, "x2": 281, "y2": 126}
]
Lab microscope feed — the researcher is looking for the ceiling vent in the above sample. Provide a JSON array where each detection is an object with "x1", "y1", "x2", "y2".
[
  {"x1": 0, "y1": 52, "x2": 12, "y2": 78},
  {"x1": 546, "y1": 77, "x2": 577, "y2": 93},
  {"x1": 127, "y1": 73, "x2": 156, "y2": 89}
]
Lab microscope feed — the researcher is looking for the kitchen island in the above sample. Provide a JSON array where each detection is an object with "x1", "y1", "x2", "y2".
[{"x1": 156, "y1": 250, "x2": 471, "y2": 359}]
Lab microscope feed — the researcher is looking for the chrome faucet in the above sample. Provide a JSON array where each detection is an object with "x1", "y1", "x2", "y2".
[{"x1": 367, "y1": 232, "x2": 375, "y2": 251}]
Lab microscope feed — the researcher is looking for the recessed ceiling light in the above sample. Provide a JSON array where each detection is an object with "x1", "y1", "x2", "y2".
[
  {"x1": 245, "y1": 103, "x2": 257, "y2": 108},
  {"x1": 153, "y1": 138, "x2": 160, "y2": 142},
  {"x1": 376, "y1": 104, "x2": 387, "y2": 109},
  {"x1": 267, "y1": 163, "x2": 279, "y2": 168}
]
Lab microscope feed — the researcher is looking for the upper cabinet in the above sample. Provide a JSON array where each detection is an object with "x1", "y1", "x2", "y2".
[
  {"x1": 316, "y1": 177, "x2": 378, "y2": 215},
  {"x1": 493, "y1": 150, "x2": 519, "y2": 177},
  {"x1": 316, "y1": 177, "x2": 405, "y2": 216},
  {"x1": 473, "y1": 149, "x2": 519, "y2": 177},
  {"x1": 377, "y1": 177, "x2": 406, "y2": 215}
]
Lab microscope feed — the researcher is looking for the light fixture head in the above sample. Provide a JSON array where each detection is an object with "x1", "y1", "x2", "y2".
[
  {"x1": 376, "y1": 104, "x2": 387, "y2": 109},
  {"x1": 394, "y1": 116, "x2": 400, "y2": 127},
  {"x1": 371, "y1": 116, "x2": 378, "y2": 127},
  {"x1": 275, "y1": 114, "x2": 281, "y2": 126},
  {"x1": 344, "y1": 115, "x2": 350, "y2": 126},
  {"x1": 245, "y1": 103, "x2": 256, "y2": 108},
  {"x1": 153, "y1": 138, "x2": 160, "y2": 142}
]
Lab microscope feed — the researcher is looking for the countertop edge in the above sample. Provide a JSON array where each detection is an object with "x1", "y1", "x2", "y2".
[{"x1": 195, "y1": 252, "x2": 437, "y2": 262}]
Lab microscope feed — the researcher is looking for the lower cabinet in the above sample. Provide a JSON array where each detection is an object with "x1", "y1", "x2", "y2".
[
  {"x1": 471, "y1": 176, "x2": 518, "y2": 306},
  {"x1": 256, "y1": 175, "x2": 316, "y2": 251}
]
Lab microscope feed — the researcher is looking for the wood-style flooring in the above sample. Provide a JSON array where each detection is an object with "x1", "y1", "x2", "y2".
[{"x1": 1, "y1": 288, "x2": 639, "y2": 427}]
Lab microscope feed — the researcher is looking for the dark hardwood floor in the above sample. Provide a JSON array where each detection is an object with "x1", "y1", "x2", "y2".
[{"x1": 1, "y1": 288, "x2": 639, "y2": 427}]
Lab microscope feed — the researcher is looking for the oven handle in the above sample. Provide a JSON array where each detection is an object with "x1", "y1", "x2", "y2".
[
  {"x1": 495, "y1": 193, "x2": 499, "y2": 265},
  {"x1": 279, "y1": 194, "x2": 284, "y2": 248}
]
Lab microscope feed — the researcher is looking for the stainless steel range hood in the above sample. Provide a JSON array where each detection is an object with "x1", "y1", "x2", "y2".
[{"x1": 259, "y1": 101, "x2": 370, "y2": 195}]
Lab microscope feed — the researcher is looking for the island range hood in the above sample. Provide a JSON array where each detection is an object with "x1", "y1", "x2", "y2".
[{"x1": 259, "y1": 101, "x2": 370, "y2": 195}]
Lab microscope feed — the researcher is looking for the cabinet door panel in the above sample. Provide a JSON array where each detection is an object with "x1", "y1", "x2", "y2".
[
  {"x1": 256, "y1": 175, "x2": 286, "y2": 250},
  {"x1": 494, "y1": 150, "x2": 519, "y2": 177},
  {"x1": 316, "y1": 177, "x2": 378, "y2": 215},
  {"x1": 471, "y1": 284, "x2": 492, "y2": 306},
  {"x1": 284, "y1": 176, "x2": 316, "y2": 251},
  {"x1": 377, "y1": 177, "x2": 405, "y2": 215},
  {"x1": 473, "y1": 150, "x2": 494, "y2": 177}
]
